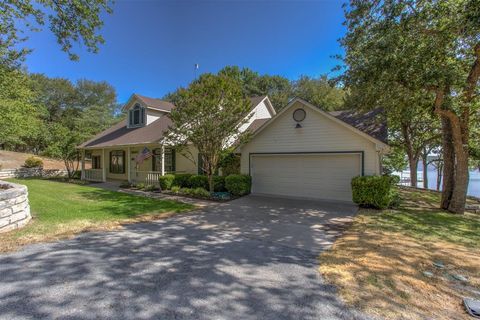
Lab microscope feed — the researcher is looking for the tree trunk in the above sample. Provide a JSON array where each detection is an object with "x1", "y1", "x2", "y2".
[
  {"x1": 448, "y1": 118, "x2": 469, "y2": 214},
  {"x1": 422, "y1": 150, "x2": 428, "y2": 189},
  {"x1": 436, "y1": 162, "x2": 443, "y2": 191},
  {"x1": 441, "y1": 117, "x2": 455, "y2": 210},
  {"x1": 408, "y1": 157, "x2": 419, "y2": 187}
]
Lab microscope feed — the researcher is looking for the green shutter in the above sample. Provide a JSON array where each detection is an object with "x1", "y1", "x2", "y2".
[{"x1": 172, "y1": 148, "x2": 176, "y2": 172}]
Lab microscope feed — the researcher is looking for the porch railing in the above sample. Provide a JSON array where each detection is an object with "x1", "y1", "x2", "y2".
[
  {"x1": 84, "y1": 169, "x2": 103, "y2": 182},
  {"x1": 134, "y1": 171, "x2": 162, "y2": 187}
]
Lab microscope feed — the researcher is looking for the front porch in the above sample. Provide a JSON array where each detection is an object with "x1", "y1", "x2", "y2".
[{"x1": 80, "y1": 144, "x2": 196, "y2": 187}]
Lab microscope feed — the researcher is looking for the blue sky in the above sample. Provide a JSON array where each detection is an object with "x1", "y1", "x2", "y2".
[{"x1": 23, "y1": 0, "x2": 346, "y2": 103}]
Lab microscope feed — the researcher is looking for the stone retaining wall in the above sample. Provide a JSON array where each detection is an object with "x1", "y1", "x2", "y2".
[
  {"x1": 0, "y1": 168, "x2": 68, "y2": 179},
  {"x1": 0, "y1": 181, "x2": 31, "y2": 233}
]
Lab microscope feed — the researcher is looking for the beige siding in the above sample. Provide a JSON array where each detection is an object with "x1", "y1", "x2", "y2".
[
  {"x1": 175, "y1": 144, "x2": 199, "y2": 174},
  {"x1": 240, "y1": 100, "x2": 381, "y2": 176}
]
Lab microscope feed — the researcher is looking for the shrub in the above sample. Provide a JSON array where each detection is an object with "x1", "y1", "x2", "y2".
[
  {"x1": 171, "y1": 185, "x2": 181, "y2": 193},
  {"x1": 351, "y1": 175, "x2": 398, "y2": 209},
  {"x1": 189, "y1": 175, "x2": 209, "y2": 189},
  {"x1": 213, "y1": 175, "x2": 226, "y2": 192},
  {"x1": 192, "y1": 187, "x2": 210, "y2": 198},
  {"x1": 24, "y1": 156, "x2": 43, "y2": 168},
  {"x1": 225, "y1": 174, "x2": 251, "y2": 196},
  {"x1": 135, "y1": 182, "x2": 145, "y2": 190},
  {"x1": 144, "y1": 184, "x2": 158, "y2": 192},
  {"x1": 173, "y1": 174, "x2": 193, "y2": 188},
  {"x1": 159, "y1": 174, "x2": 175, "y2": 190}
]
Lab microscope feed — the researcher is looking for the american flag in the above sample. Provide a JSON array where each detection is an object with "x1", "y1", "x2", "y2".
[{"x1": 135, "y1": 147, "x2": 152, "y2": 165}]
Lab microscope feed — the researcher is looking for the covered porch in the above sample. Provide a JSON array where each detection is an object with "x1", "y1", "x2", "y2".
[{"x1": 80, "y1": 144, "x2": 192, "y2": 187}]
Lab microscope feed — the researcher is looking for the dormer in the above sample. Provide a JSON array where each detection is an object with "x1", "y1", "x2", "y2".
[
  {"x1": 128, "y1": 103, "x2": 146, "y2": 128},
  {"x1": 123, "y1": 94, "x2": 175, "y2": 128}
]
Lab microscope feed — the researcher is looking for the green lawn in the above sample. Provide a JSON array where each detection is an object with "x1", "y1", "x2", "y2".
[{"x1": 1, "y1": 179, "x2": 194, "y2": 252}]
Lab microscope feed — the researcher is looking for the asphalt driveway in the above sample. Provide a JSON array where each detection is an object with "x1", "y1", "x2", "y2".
[{"x1": 0, "y1": 195, "x2": 368, "y2": 320}]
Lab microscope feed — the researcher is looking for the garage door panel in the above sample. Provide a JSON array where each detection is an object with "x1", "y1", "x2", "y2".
[{"x1": 251, "y1": 154, "x2": 361, "y2": 202}]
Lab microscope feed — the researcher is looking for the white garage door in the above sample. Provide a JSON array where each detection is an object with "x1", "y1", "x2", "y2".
[{"x1": 251, "y1": 153, "x2": 362, "y2": 202}]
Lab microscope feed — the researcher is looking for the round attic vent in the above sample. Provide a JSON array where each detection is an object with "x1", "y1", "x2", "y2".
[{"x1": 293, "y1": 108, "x2": 306, "y2": 122}]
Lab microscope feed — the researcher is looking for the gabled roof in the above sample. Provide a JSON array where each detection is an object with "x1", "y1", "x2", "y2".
[
  {"x1": 241, "y1": 98, "x2": 389, "y2": 149},
  {"x1": 123, "y1": 94, "x2": 175, "y2": 112},
  {"x1": 78, "y1": 94, "x2": 272, "y2": 149},
  {"x1": 78, "y1": 116, "x2": 172, "y2": 149},
  {"x1": 328, "y1": 108, "x2": 387, "y2": 144},
  {"x1": 249, "y1": 95, "x2": 276, "y2": 116}
]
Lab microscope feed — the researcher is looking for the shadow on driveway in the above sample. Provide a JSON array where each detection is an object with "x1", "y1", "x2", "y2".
[{"x1": 0, "y1": 195, "x2": 369, "y2": 320}]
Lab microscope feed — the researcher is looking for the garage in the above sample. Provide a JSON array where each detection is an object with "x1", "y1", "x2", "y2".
[
  {"x1": 250, "y1": 153, "x2": 362, "y2": 201},
  {"x1": 239, "y1": 98, "x2": 388, "y2": 203}
]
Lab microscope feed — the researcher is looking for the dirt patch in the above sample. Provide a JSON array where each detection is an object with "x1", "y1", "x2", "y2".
[
  {"x1": 0, "y1": 150, "x2": 86, "y2": 170},
  {"x1": 319, "y1": 188, "x2": 480, "y2": 320}
]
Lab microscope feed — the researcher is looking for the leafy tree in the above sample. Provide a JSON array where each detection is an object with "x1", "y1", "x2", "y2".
[
  {"x1": 0, "y1": 66, "x2": 41, "y2": 148},
  {"x1": 293, "y1": 75, "x2": 345, "y2": 111},
  {"x1": 0, "y1": 0, "x2": 113, "y2": 66},
  {"x1": 341, "y1": 0, "x2": 480, "y2": 213},
  {"x1": 167, "y1": 74, "x2": 251, "y2": 192},
  {"x1": 43, "y1": 124, "x2": 81, "y2": 178}
]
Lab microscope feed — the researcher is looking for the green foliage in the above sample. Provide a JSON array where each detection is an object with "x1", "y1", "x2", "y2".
[
  {"x1": 167, "y1": 73, "x2": 251, "y2": 192},
  {"x1": 225, "y1": 174, "x2": 252, "y2": 196},
  {"x1": 23, "y1": 156, "x2": 43, "y2": 168},
  {"x1": 351, "y1": 175, "x2": 398, "y2": 209},
  {"x1": 213, "y1": 176, "x2": 226, "y2": 192},
  {"x1": 159, "y1": 174, "x2": 175, "y2": 190},
  {"x1": 172, "y1": 174, "x2": 193, "y2": 188},
  {"x1": 135, "y1": 182, "x2": 145, "y2": 190},
  {"x1": 0, "y1": 66, "x2": 41, "y2": 148},
  {"x1": 293, "y1": 75, "x2": 345, "y2": 111},
  {"x1": 382, "y1": 146, "x2": 408, "y2": 174},
  {"x1": 219, "y1": 151, "x2": 240, "y2": 176},
  {"x1": 171, "y1": 186, "x2": 181, "y2": 193},
  {"x1": 0, "y1": 0, "x2": 113, "y2": 66},
  {"x1": 189, "y1": 175, "x2": 209, "y2": 189},
  {"x1": 144, "y1": 184, "x2": 158, "y2": 192},
  {"x1": 176, "y1": 187, "x2": 211, "y2": 199}
]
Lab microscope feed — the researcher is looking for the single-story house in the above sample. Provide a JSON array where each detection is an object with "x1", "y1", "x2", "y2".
[{"x1": 78, "y1": 94, "x2": 388, "y2": 202}]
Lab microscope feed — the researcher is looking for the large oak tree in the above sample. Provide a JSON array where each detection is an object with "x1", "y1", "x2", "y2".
[{"x1": 341, "y1": 0, "x2": 480, "y2": 213}]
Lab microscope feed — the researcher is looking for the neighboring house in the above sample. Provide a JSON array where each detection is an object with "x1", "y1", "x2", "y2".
[
  {"x1": 78, "y1": 94, "x2": 275, "y2": 185},
  {"x1": 237, "y1": 98, "x2": 389, "y2": 202},
  {"x1": 78, "y1": 95, "x2": 388, "y2": 202}
]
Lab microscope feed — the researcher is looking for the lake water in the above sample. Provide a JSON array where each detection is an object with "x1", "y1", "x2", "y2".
[{"x1": 397, "y1": 164, "x2": 480, "y2": 198}]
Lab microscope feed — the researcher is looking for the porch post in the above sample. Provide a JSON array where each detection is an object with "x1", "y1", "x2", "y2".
[
  {"x1": 80, "y1": 149, "x2": 85, "y2": 180},
  {"x1": 161, "y1": 145, "x2": 165, "y2": 176},
  {"x1": 127, "y1": 147, "x2": 131, "y2": 182},
  {"x1": 102, "y1": 149, "x2": 106, "y2": 182}
]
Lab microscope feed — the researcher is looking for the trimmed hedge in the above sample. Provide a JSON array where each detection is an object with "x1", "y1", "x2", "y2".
[
  {"x1": 225, "y1": 174, "x2": 251, "y2": 196},
  {"x1": 213, "y1": 175, "x2": 226, "y2": 192},
  {"x1": 351, "y1": 175, "x2": 398, "y2": 209},
  {"x1": 172, "y1": 174, "x2": 193, "y2": 188},
  {"x1": 189, "y1": 175, "x2": 209, "y2": 189},
  {"x1": 159, "y1": 174, "x2": 175, "y2": 190}
]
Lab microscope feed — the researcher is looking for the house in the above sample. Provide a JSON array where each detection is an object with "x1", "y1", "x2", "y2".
[
  {"x1": 78, "y1": 94, "x2": 276, "y2": 185},
  {"x1": 78, "y1": 94, "x2": 388, "y2": 202},
  {"x1": 237, "y1": 98, "x2": 389, "y2": 202}
]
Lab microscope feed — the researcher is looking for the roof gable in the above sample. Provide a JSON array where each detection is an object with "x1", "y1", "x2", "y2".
[
  {"x1": 123, "y1": 94, "x2": 175, "y2": 113},
  {"x1": 242, "y1": 98, "x2": 388, "y2": 149}
]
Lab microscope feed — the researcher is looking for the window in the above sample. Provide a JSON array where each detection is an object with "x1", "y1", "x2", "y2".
[
  {"x1": 128, "y1": 104, "x2": 145, "y2": 127},
  {"x1": 92, "y1": 155, "x2": 101, "y2": 169},
  {"x1": 110, "y1": 150, "x2": 125, "y2": 173},
  {"x1": 152, "y1": 148, "x2": 175, "y2": 172}
]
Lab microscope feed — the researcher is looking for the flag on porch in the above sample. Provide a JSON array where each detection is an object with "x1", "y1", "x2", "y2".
[{"x1": 135, "y1": 147, "x2": 152, "y2": 165}]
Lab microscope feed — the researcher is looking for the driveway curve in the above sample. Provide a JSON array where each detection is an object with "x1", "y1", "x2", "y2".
[{"x1": 0, "y1": 195, "x2": 369, "y2": 320}]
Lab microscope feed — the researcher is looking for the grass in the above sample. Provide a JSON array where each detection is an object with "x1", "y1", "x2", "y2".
[
  {"x1": 0, "y1": 179, "x2": 194, "y2": 253},
  {"x1": 319, "y1": 187, "x2": 480, "y2": 320}
]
